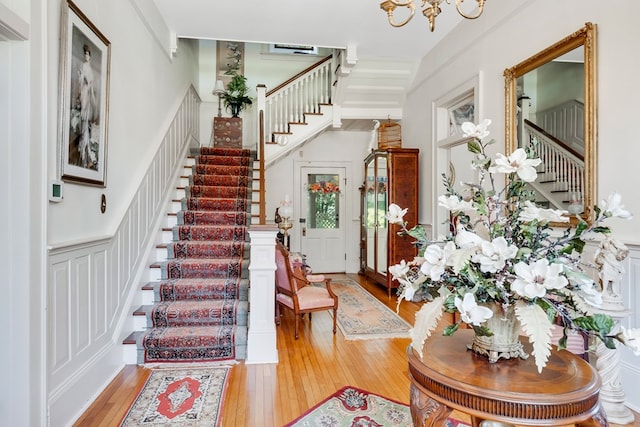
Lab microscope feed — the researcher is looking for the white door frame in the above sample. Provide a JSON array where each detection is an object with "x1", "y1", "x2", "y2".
[{"x1": 293, "y1": 160, "x2": 351, "y2": 272}]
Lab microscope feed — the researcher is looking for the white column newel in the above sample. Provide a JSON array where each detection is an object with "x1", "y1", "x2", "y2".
[
  {"x1": 246, "y1": 226, "x2": 279, "y2": 364},
  {"x1": 590, "y1": 238, "x2": 634, "y2": 424}
]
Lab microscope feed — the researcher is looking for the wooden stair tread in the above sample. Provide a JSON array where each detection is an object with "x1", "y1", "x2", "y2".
[
  {"x1": 123, "y1": 331, "x2": 143, "y2": 345},
  {"x1": 133, "y1": 305, "x2": 149, "y2": 316}
]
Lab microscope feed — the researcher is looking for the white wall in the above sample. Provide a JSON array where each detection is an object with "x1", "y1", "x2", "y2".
[
  {"x1": 402, "y1": 0, "x2": 640, "y2": 410},
  {"x1": 265, "y1": 128, "x2": 372, "y2": 273},
  {"x1": 0, "y1": 0, "x2": 45, "y2": 425},
  {"x1": 47, "y1": 0, "x2": 198, "y2": 245}
]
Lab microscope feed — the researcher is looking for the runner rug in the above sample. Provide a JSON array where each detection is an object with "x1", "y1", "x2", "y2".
[
  {"x1": 283, "y1": 386, "x2": 470, "y2": 427},
  {"x1": 330, "y1": 278, "x2": 412, "y2": 340},
  {"x1": 119, "y1": 367, "x2": 230, "y2": 426}
]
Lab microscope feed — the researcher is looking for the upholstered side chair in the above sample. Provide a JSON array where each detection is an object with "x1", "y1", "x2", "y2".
[{"x1": 274, "y1": 240, "x2": 338, "y2": 339}]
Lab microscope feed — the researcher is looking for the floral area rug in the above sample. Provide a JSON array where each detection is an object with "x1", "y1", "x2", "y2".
[
  {"x1": 329, "y1": 279, "x2": 412, "y2": 340},
  {"x1": 119, "y1": 367, "x2": 230, "y2": 426},
  {"x1": 284, "y1": 386, "x2": 470, "y2": 427}
]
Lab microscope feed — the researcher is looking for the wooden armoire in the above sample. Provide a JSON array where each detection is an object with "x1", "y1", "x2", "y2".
[{"x1": 360, "y1": 148, "x2": 419, "y2": 297}]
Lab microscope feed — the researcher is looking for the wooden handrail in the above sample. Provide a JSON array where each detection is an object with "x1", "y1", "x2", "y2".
[
  {"x1": 266, "y1": 55, "x2": 333, "y2": 97},
  {"x1": 524, "y1": 119, "x2": 584, "y2": 161},
  {"x1": 259, "y1": 108, "x2": 266, "y2": 224}
]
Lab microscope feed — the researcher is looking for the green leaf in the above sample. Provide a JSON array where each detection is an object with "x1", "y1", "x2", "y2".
[
  {"x1": 443, "y1": 323, "x2": 459, "y2": 336},
  {"x1": 573, "y1": 313, "x2": 613, "y2": 335},
  {"x1": 467, "y1": 140, "x2": 482, "y2": 154},
  {"x1": 472, "y1": 325, "x2": 494, "y2": 337}
]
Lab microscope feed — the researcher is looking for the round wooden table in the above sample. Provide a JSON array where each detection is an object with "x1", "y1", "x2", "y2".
[{"x1": 407, "y1": 330, "x2": 608, "y2": 427}]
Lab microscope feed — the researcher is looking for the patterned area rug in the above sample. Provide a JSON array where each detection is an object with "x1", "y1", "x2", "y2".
[
  {"x1": 119, "y1": 367, "x2": 230, "y2": 426},
  {"x1": 330, "y1": 279, "x2": 412, "y2": 340},
  {"x1": 284, "y1": 386, "x2": 470, "y2": 427}
]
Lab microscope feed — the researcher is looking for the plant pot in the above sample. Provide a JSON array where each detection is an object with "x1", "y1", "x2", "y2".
[
  {"x1": 468, "y1": 303, "x2": 529, "y2": 363},
  {"x1": 230, "y1": 103, "x2": 241, "y2": 118}
]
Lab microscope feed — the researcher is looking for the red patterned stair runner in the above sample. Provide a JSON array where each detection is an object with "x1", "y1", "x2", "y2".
[{"x1": 139, "y1": 147, "x2": 252, "y2": 363}]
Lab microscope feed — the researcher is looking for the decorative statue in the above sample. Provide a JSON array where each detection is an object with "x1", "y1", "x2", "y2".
[{"x1": 594, "y1": 237, "x2": 629, "y2": 309}]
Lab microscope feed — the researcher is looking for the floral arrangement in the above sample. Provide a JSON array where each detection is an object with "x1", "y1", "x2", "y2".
[
  {"x1": 308, "y1": 181, "x2": 340, "y2": 194},
  {"x1": 387, "y1": 119, "x2": 639, "y2": 372}
]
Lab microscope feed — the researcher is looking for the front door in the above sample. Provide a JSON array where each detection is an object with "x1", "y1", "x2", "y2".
[{"x1": 300, "y1": 166, "x2": 346, "y2": 273}]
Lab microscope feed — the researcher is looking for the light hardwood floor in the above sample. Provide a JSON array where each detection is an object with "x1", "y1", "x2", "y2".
[{"x1": 75, "y1": 273, "x2": 638, "y2": 427}]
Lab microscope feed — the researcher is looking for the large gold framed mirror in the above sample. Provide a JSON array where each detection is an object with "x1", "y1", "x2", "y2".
[{"x1": 504, "y1": 22, "x2": 597, "y2": 224}]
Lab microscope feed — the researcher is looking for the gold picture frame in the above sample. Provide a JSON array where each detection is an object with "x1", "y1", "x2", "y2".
[{"x1": 216, "y1": 40, "x2": 245, "y2": 87}]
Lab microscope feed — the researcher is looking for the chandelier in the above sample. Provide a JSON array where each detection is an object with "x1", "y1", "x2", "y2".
[{"x1": 380, "y1": 0, "x2": 485, "y2": 32}]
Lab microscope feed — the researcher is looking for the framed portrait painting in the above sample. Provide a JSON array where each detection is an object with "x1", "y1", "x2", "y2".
[
  {"x1": 216, "y1": 40, "x2": 244, "y2": 87},
  {"x1": 58, "y1": 0, "x2": 111, "y2": 186}
]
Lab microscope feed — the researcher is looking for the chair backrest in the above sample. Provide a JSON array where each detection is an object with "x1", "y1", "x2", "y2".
[{"x1": 275, "y1": 241, "x2": 296, "y2": 293}]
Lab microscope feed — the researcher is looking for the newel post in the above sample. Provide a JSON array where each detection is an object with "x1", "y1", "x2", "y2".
[{"x1": 246, "y1": 225, "x2": 279, "y2": 364}]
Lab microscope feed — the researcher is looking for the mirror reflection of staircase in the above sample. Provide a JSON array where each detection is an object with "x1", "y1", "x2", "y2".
[{"x1": 523, "y1": 118, "x2": 585, "y2": 213}]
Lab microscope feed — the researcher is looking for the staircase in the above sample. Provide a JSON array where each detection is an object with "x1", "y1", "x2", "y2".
[
  {"x1": 524, "y1": 119, "x2": 585, "y2": 212},
  {"x1": 122, "y1": 50, "x2": 416, "y2": 364},
  {"x1": 260, "y1": 47, "x2": 416, "y2": 167},
  {"x1": 124, "y1": 146, "x2": 254, "y2": 364}
]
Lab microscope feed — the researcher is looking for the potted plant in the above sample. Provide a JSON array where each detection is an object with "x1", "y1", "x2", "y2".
[{"x1": 221, "y1": 73, "x2": 253, "y2": 118}]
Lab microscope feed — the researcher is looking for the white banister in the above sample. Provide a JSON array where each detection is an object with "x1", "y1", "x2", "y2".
[
  {"x1": 259, "y1": 56, "x2": 334, "y2": 145},
  {"x1": 526, "y1": 123, "x2": 585, "y2": 206}
]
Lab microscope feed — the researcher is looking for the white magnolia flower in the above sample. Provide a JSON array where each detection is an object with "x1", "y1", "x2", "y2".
[
  {"x1": 518, "y1": 201, "x2": 569, "y2": 224},
  {"x1": 438, "y1": 194, "x2": 474, "y2": 212},
  {"x1": 389, "y1": 260, "x2": 409, "y2": 282},
  {"x1": 420, "y1": 243, "x2": 453, "y2": 281},
  {"x1": 403, "y1": 283, "x2": 417, "y2": 301},
  {"x1": 461, "y1": 118, "x2": 492, "y2": 140},
  {"x1": 454, "y1": 293, "x2": 493, "y2": 326},
  {"x1": 599, "y1": 192, "x2": 633, "y2": 220},
  {"x1": 512, "y1": 259, "x2": 569, "y2": 299},
  {"x1": 455, "y1": 226, "x2": 484, "y2": 249},
  {"x1": 489, "y1": 148, "x2": 542, "y2": 182},
  {"x1": 386, "y1": 203, "x2": 408, "y2": 224},
  {"x1": 578, "y1": 281, "x2": 603, "y2": 307},
  {"x1": 471, "y1": 236, "x2": 518, "y2": 274},
  {"x1": 618, "y1": 327, "x2": 640, "y2": 356}
]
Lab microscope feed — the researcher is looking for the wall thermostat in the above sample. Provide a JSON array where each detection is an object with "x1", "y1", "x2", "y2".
[{"x1": 49, "y1": 179, "x2": 63, "y2": 202}]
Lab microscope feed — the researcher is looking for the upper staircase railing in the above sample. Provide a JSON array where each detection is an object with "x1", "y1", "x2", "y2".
[
  {"x1": 262, "y1": 55, "x2": 334, "y2": 145},
  {"x1": 524, "y1": 119, "x2": 585, "y2": 208}
]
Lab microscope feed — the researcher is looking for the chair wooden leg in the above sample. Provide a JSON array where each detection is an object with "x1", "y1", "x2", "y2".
[
  {"x1": 295, "y1": 313, "x2": 300, "y2": 339},
  {"x1": 332, "y1": 307, "x2": 337, "y2": 334},
  {"x1": 275, "y1": 303, "x2": 281, "y2": 326}
]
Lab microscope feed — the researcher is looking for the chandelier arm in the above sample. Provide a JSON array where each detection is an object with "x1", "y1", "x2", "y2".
[
  {"x1": 381, "y1": 1, "x2": 416, "y2": 27},
  {"x1": 455, "y1": 0, "x2": 485, "y2": 20},
  {"x1": 422, "y1": 5, "x2": 440, "y2": 32},
  {"x1": 388, "y1": 0, "x2": 415, "y2": 7}
]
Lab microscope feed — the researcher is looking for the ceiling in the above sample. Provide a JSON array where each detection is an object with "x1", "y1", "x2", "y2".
[{"x1": 151, "y1": 0, "x2": 471, "y2": 61}]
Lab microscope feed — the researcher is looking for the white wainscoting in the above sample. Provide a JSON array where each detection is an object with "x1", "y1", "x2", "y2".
[
  {"x1": 620, "y1": 242, "x2": 640, "y2": 411},
  {"x1": 46, "y1": 86, "x2": 200, "y2": 427}
]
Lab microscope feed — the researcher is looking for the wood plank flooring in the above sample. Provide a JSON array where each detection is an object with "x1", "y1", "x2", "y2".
[{"x1": 74, "y1": 273, "x2": 638, "y2": 427}]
